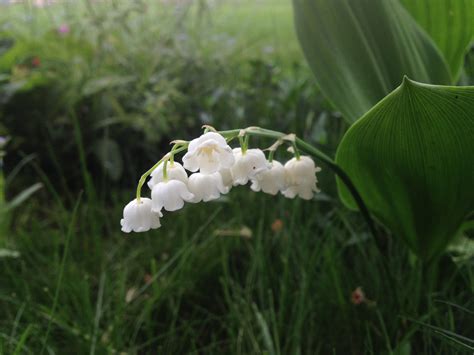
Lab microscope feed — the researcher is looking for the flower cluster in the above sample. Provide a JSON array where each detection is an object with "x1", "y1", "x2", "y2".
[{"x1": 121, "y1": 129, "x2": 322, "y2": 233}]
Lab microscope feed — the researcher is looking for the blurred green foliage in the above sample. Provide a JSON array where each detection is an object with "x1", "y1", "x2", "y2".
[{"x1": 0, "y1": 0, "x2": 338, "y2": 193}]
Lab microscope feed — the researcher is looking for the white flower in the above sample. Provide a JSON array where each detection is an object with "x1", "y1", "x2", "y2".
[
  {"x1": 187, "y1": 172, "x2": 230, "y2": 202},
  {"x1": 148, "y1": 161, "x2": 188, "y2": 189},
  {"x1": 219, "y1": 168, "x2": 233, "y2": 189},
  {"x1": 250, "y1": 160, "x2": 286, "y2": 195},
  {"x1": 182, "y1": 132, "x2": 234, "y2": 174},
  {"x1": 230, "y1": 148, "x2": 270, "y2": 185},
  {"x1": 282, "y1": 156, "x2": 321, "y2": 200},
  {"x1": 151, "y1": 180, "x2": 194, "y2": 212},
  {"x1": 121, "y1": 198, "x2": 162, "y2": 233}
]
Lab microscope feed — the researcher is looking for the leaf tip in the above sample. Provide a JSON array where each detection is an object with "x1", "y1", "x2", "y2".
[
  {"x1": 402, "y1": 75, "x2": 413, "y2": 86},
  {"x1": 400, "y1": 76, "x2": 422, "y2": 92}
]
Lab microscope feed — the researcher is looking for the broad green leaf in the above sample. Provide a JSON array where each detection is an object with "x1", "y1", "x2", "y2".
[
  {"x1": 400, "y1": 0, "x2": 474, "y2": 82},
  {"x1": 336, "y1": 78, "x2": 474, "y2": 261},
  {"x1": 292, "y1": 0, "x2": 452, "y2": 123}
]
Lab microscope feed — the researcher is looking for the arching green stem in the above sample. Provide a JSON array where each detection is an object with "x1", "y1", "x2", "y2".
[
  {"x1": 219, "y1": 127, "x2": 377, "y2": 238},
  {"x1": 163, "y1": 159, "x2": 169, "y2": 181},
  {"x1": 292, "y1": 142, "x2": 301, "y2": 160},
  {"x1": 219, "y1": 127, "x2": 399, "y2": 306},
  {"x1": 268, "y1": 149, "x2": 275, "y2": 163},
  {"x1": 239, "y1": 135, "x2": 249, "y2": 154},
  {"x1": 135, "y1": 145, "x2": 188, "y2": 202},
  {"x1": 295, "y1": 137, "x2": 377, "y2": 238}
]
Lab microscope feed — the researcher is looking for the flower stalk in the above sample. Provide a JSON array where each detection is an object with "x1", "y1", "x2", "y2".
[
  {"x1": 218, "y1": 127, "x2": 376, "y2": 238},
  {"x1": 135, "y1": 145, "x2": 188, "y2": 202}
]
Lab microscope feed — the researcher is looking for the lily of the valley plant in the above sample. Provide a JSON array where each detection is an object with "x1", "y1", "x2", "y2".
[
  {"x1": 121, "y1": 126, "x2": 374, "y2": 234},
  {"x1": 120, "y1": 126, "x2": 327, "y2": 233}
]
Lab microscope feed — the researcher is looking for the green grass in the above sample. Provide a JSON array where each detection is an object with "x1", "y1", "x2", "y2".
[
  {"x1": 1, "y1": 183, "x2": 473, "y2": 353},
  {"x1": 200, "y1": 0, "x2": 305, "y2": 66},
  {"x1": 0, "y1": 0, "x2": 305, "y2": 68}
]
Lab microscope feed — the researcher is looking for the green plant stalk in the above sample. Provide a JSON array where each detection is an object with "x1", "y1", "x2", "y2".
[
  {"x1": 163, "y1": 159, "x2": 169, "y2": 181},
  {"x1": 268, "y1": 149, "x2": 275, "y2": 163},
  {"x1": 218, "y1": 128, "x2": 404, "y2": 309},
  {"x1": 218, "y1": 127, "x2": 377, "y2": 238},
  {"x1": 224, "y1": 128, "x2": 403, "y2": 305},
  {"x1": 135, "y1": 145, "x2": 188, "y2": 201}
]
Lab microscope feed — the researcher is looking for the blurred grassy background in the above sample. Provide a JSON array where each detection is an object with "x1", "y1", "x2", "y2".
[
  {"x1": 0, "y1": 1, "x2": 473, "y2": 354},
  {"x1": 0, "y1": 0, "x2": 340, "y2": 195}
]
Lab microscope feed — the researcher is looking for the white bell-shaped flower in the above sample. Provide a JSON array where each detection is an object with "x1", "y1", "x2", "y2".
[
  {"x1": 121, "y1": 198, "x2": 162, "y2": 233},
  {"x1": 148, "y1": 161, "x2": 188, "y2": 189},
  {"x1": 182, "y1": 132, "x2": 234, "y2": 174},
  {"x1": 250, "y1": 160, "x2": 286, "y2": 195},
  {"x1": 282, "y1": 156, "x2": 321, "y2": 200},
  {"x1": 218, "y1": 168, "x2": 234, "y2": 190},
  {"x1": 230, "y1": 148, "x2": 270, "y2": 186},
  {"x1": 187, "y1": 172, "x2": 230, "y2": 203},
  {"x1": 151, "y1": 179, "x2": 194, "y2": 212}
]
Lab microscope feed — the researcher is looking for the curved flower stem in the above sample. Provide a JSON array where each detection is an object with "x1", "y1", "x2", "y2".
[
  {"x1": 219, "y1": 127, "x2": 377, "y2": 238},
  {"x1": 239, "y1": 135, "x2": 248, "y2": 154},
  {"x1": 295, "y1": 137, "x2": 377, "y2": 239},
  {"x1": 268, "y1": 149, "x2": 275, "y2": 163},
  {"x1": 135, "y1": 145, "x2": 188, "y2": 202},
  {"x1": 220, "y1": 127, "x2": 401, "y2": 305},
  {"x1": 163, "y1": 159, "x2": 169, "y2": 181},
  {"x1": 292, "y1": 142, "x2": 301, "y2": 160},
  {"x1": 169, "y1": 144, "x2": 178, "y2": 165}
]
